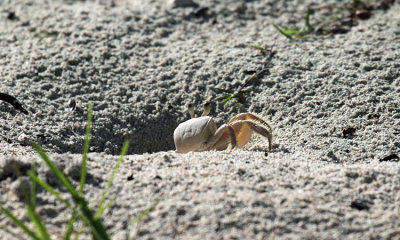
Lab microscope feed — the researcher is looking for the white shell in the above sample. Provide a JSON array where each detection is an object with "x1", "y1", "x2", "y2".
[{"x1": 173, "y1": 116, "x2": 217, "y2": 153}]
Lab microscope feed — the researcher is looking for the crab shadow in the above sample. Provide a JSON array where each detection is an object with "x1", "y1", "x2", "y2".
[{"x1": 45, "y1": 111, "x2": 181, "y2": 155}]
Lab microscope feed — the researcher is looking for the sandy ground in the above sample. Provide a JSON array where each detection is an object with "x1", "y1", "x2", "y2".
[{"x1": 1, "y1": 0, "x2": 400, "y2": 239}]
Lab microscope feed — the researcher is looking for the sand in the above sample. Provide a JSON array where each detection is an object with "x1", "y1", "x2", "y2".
[{"x1": 1, "y1": 0, "x2": 400, "y2": 239}]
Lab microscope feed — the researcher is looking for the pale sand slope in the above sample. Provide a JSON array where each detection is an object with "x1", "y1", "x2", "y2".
[
  {"x1": 1, "y1": 0, "x2": 400, "y2": 239},
  {"x1": 1, "y1": 151, "x2": 400, "y2": 239}
]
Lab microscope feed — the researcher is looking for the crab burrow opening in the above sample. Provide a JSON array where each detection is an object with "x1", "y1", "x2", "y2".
[{"x1": 1, "y1": 98, "x2": 186, "y2": 155}]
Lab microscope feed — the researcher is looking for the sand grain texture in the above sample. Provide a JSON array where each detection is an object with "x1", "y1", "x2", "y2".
[{"x1": 1, "y1": 0, "x2": 400, "y2": 239}]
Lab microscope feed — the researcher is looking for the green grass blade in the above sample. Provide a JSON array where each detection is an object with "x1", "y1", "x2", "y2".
[
  {"x1": 214, "y1": 88, "x2": 234, "y2": 94},
  {"x1": 73, "y1": 228, "x2": 84, "y2": 240},
  {"x1": 272, "y1": 24, "x2": 294, "y2": 41},
  {"x1": 31, "y1": 144, "x2": 78, "y2": 196},
  {"x1": 215, "y1": 94, "x2": 232, "y2": 101},
  {"x1": 249, "y1": 45, "x2": 265, "y2": 50},
  {"x1": 281, "y1": 29, "x2": 300, "y2": 34},
  {"x1": 96, "y1": 140, "x2": 129, "y2": 218},
  {"x1": 235, "y1": 89, "x2": 253, "y2": 95},
  {"x1": 77, "y1": 198, "x2": 110, "y2": 240},
  {"x1": 29, "y1": 148, "x2": 108, "y2": 238},
  {"x1": 12, "y1": 163, "x2": 30, "y2": 206},
  {"x1": 231, "y1": 93, "x2": 244, "y2": 100},
  {"x1": 30, "y1": 163, "x2": 37, "y2": 210},
  {"x1": 31, "y1": 103, "x2": 111, "y2": 240},
  {"x1": 305, "y1": 6, "x2": 311, "y2": 30},
  {"x1": 0, "y1": 204, "x2": 40, "y2": 240},
  {"x1": 63, "y1": 215, "x2": 76, "y2": 240},
  {"x1": 80, "y1": 102, "x2": 93, "y2": 194},
  {"x1": 96, "y1": 197, "x2": 116, "y2": 219},
  {"x1": 28, "y1": 171, "x2": 106, "y2": 239},
  {"x1": 28, "y1": 171, "x2": 72, "y2": 209},
  {"x1": 26, "y1": 205, "x2": 51, "y2": 240},
  {"x1": 130, "y1": 199, "x2": 161, "y2": 225},
  {"x1": 222, "y1": 95, "x2": 233, "y2": 103},
  {"x1": 25, "y1": 161, "x2": 51, "y2": 240}
]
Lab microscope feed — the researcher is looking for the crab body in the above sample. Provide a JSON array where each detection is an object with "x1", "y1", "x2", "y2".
[
  {"x1": 174, "y1": 116, "x2": 217, "y2": 153},
  {"x1": 173, "y1": 104, "x2": 272, "y2": 153}
]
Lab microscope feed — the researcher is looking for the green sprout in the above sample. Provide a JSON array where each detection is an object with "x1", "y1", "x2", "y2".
[
  {"x1": 36, "y1": 30, "x2": 58, "y2": 43},
  {"x1": 0, "y1": 103, "x2": 159, "y2": 239},
  {"x1": 273, "y1": 6, "x2": 313, "y2": 41},
  {"x1": 214, "y1": 46, "x2": 275, "y2": 104},
  {"x1": 214, "y1": 87, "x2": 253, "y2": 103},
  {"x1": 273, "y1": 1, "x2": 384, "y2": 40}
]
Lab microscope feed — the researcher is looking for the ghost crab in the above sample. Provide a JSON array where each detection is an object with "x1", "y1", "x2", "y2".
[{"x1": 173, "y1": 103, "x2": 272, "y2": 153}]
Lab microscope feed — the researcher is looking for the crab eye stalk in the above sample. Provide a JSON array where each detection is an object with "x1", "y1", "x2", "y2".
[
  {"x1": 201, "y1": 102, "x2": 211, "y2": 117},
  {"x1": 188, "y1": 103, "x2": 195, "y2": 118}
]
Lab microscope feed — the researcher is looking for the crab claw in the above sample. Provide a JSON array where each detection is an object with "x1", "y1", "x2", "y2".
[
  {"x1": 188, "y1": 103, "x2": 195, "y2": 118},
  {"x1": 202, "y1": 102, "x2": 211, "y2": 116}
]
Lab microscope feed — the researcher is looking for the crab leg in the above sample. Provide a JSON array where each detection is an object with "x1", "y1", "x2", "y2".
[
  {"x1": 228, "y1": 113, "x2": 272, "y2": 132},
  {"x1": 230, "y1": 120, "x2": 272, "y2": 151},
  {"x1": 206, "y1": 124, "x2": 237, "y2": 150},
  {"x1": 226, "y1": 125, "x2": 237, "y2": 150}
]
